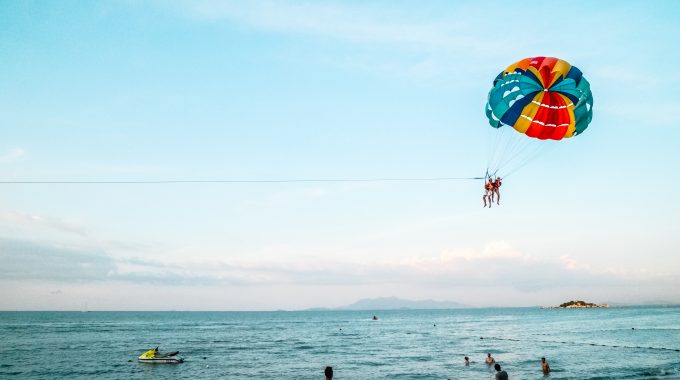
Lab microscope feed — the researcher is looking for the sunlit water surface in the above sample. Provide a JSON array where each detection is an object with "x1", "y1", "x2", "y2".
[{"x1": 1, "y1": 307, "x2": 679, "y2": 379}]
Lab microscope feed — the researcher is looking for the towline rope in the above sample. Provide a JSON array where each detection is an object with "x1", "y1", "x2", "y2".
[{"x1": 0, "y1": 177, "x2": 485, "y2": 185}]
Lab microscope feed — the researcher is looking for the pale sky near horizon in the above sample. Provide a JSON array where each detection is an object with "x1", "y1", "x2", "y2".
[{"x1": 1, "y1": 0, "x2": 680, "y2": 310}]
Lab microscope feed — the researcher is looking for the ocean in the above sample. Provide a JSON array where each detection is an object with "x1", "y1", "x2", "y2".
[{"x1": 1, "y1": 307, "x2": 679, "y2": 379}]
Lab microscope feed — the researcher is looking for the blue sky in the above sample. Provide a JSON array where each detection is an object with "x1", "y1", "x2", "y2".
[{"x1": 1, "y1": 0, "x2": 679, "y2": 310}]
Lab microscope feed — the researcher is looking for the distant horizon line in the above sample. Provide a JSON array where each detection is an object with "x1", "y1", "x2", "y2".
[{"x1": 3, "y1": 304, "x2": 680, "y2": 313}]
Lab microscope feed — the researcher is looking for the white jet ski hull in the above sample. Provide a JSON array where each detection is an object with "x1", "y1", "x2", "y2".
[{"x1": 138, "y1": 357, "x2": 184, "y2": 364}]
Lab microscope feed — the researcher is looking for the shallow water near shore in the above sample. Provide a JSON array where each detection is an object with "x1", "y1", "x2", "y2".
[{"x1": 1, "y1": 307, "x2": 679, "y2": 379}]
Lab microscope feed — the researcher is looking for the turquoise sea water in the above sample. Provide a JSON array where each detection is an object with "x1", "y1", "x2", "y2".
[{"x1": 0, "y1": 307, "x2": 679, "y2": 379}]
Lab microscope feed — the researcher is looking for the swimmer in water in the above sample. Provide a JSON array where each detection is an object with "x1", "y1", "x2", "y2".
[
  {"x1": 464, "y1": 356, "x2": 470, "y2": 365},
  {"x1": 541, "y1": 357, "x2": 550, "y2": 375},
  {"x1": 485, "y1": 353, "x2": 495, "y2": 365},
  {"x1": 494, "y1": 363, "x2": 508, "y2": 380}
]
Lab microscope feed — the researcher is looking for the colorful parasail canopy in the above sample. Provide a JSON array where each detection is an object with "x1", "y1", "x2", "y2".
[{"x1": 485, "y1": 57, "x2": 593, "y2": 140}]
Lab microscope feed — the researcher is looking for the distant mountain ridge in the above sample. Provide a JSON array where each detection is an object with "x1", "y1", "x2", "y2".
[{"x1": 324, "y1": 296, "x2": 467, "y2": 310}]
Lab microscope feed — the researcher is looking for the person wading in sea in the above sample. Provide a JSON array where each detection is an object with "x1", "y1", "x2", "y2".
[
  {"x1": 541, "y1": 357, "x2": 551, "y2": 375},
  {"x1": 494, "y1": 363, "x2": 508, "y2": 380}
]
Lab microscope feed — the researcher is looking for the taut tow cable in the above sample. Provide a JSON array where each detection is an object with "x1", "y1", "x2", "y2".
[{"x1": 0, "y1": 176, "x2": 486, "y2": 185}]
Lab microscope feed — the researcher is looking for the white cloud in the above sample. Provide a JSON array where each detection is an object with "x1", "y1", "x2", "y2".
[
  {"x1": 4, "y1": 238, "x2": 676, "y2": 291},
  {"x1": 0, "y1": 211, "x2": 88, "y2": 237},
  {"x1": 184, "y1": 1, "x2": 480, "y2": 49},
  {"x1": 173, "y1": 0, "x2": 523, "y2": 82},
  {"x1": 0, "y1": 211, "x2": 87, "y2": 237},
  {"x1": 2, "y1": 238, "x2": 679, "y2": 309},
  {"x1": 560, "y1": 254, "x2": 591, "y2": 271},
  {"x1": 0, "y1": 148, "x2": 26, "y2": 164}
]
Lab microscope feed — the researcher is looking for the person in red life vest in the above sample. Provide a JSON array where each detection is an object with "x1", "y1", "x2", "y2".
[
  {"x1": 493, "y1": 177, "x2": 502, "y2": 205},
  {"x1": 483, "y1": 178, "x2": 494, "y2": 208}
]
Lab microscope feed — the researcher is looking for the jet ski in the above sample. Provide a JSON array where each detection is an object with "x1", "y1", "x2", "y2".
[{"x1": 138, "y1": 347, "x2": 184, "y2": 364}]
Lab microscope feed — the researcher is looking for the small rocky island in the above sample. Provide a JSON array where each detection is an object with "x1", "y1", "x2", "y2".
[{"x1": 545, "y1": 300, "x2": 609, "y2": 309}]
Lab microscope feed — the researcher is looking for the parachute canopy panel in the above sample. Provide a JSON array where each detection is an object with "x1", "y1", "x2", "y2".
[{"x1": 485, "y1": 56, "x2": 593, "y2": 141}]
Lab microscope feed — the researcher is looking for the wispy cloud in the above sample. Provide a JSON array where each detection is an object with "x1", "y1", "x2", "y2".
[
  {"x1": 173, "y1": 0, "x2": 680, "y2": 122},
  {"x1": 3, "y1": 238, "x2": 675, "y2": 293},
  {"x1": 0, "y1": 239, "x2": 215, "y2": 285},
  {"x1": 173, "y1": 0, "x2": 523, "y2": 81},
  {"x1": 0, "y1": 148, "x2": 26, "y2": 164},
  {"x1": 0, "y1": 239, "x2": 116, "y2": 282},
  {"x1": 184, "y1": 1, "x2": 493, "y2": 51},
  {"x1": 0, "y1": 211, "x2": 88, "y2": 237}
]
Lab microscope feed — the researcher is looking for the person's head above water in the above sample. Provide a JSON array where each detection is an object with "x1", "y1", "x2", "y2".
[
  {"x1": 325, "y1": 366, "x2": 333, "y2": 379},
  {"x1": 494, "y1": 363, "x2": 501, "y2": 371},
  {"x1": 487, "y1": 353, "x2": 492, "y2": 357},
  {"x1": 541, "y1": 357, "x2": 546, "y2": 363}
]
